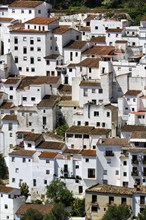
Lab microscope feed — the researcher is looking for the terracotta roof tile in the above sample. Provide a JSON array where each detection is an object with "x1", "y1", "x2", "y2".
[
  {"x1": 24, "y1": 133, "x2": 42, "y2": 142},
  {"x1": 0, "y1": 186, "x2": 14, "y2": 193},
  {"x1": 83, "y1": 46, "x2": 115, "y2": 56},
  {"x1": 32, "y1": 76, "x2": 60, "y2": 85},
  {"x1": 64, "y1": 40, "x2": 87, "y2": 49},
  {"x1": 4, "y1": 78, "x2": 20, "y2": 85},
  {"x1": 10, "y1": 29, "x2": 48, "y2": 33},
  {"x1": 9, "y1": 1, "x2": 43, "y2": 8},
  {"x1": 63, "y1": 149, "x2": 81, "y2": 154},
  {"x1": 53, "y1": 25, "x2": 71, "y2": 34},
  {"x1": 84, "y1": 15, "x2": 97, "y2": 22},
  {"x1": 90, "y1": 128, "x2": 111, "y2": 135},
  {"x1": 17, "y1": 76, "x2": 37, "y2": 90},
  {"x1": 67, "y1": 126, "x2": 94, "y2": 134},
  {"x1": 97, "y1": 138, "x2": 129, "y2": 146},
  {"x1": 124, "y1": 90, "x2": 141, "y2": 96},
  {"x1": 115, "y1": 40, "x2": 128, "y2": 43},
  {"x1": 77, "y1": 58, "x2": 101, "y2": 68},
  {"x1": 106, "y1": 28, "x2": 123, "y2": 33},
  {"x1": 131, "y1": 131, "x2": 146, "y2": 139},
  {"x1": 37, "y1": 141, "x2": 64, "y2": 150},
  {"x1": 59, "y1": 100, "x2": 79, "y2": 107},
  {"x1": 80, "y1": 26, "x2": 90, "y2": 31},
  {"x1": 0, "y1": 17, "x2": 13, "y2": 22},
  {"x1": 121, "y1": 125, "x2": 146, "y2": 132},
  {"x1": 2, "y1": 115, "x2": 17, "y2": 121},
  {"x1": 9, "y1": 150, "x2": 36, "y2": 157},
  {"x1": 58, "y1": 84, "x2": 72, "y2": 94},
  {"x1": 0, "y1": 102, "x2": 14, "y2": 109},
  {"x1": 82, "y1": 149, "x2": 96, "y2": 157},
  {"x1": 25, "y1": 17, "x2": 59, "y2": 25},
  {"x1": 16, "y1": 204, "x2": 53, "y2": 215},
  {"x1": 39, "y1": 151, "x2": 58, "y2": 158},
  {"x1": 90, "y1": 36, "x2": 106, "y2": 43},
  {"x1": 44, "y1": 54, "x2": 60, "y2": 59},
  {"x1": 37, "y1": 95, "x2": 60, "y2": 107},
  {"x1": 79, "y1": 80, "x2": 101, "y2": 87}
]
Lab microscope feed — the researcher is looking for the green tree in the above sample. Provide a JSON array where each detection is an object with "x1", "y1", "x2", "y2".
[
  {"x1": 46, "y1": 179, "x2": 73, "y2": 206},
  {"x1": 44, "y1": 203, "x2": 69, "y2": 220},
  {"x1": 102, "y1": 204, "x2": 131, "y2": 220},
  {"x1": 55, "y1": 123, "x2": 69, "y2": 137},
  {"x1": 21, "y1": 208, "x2": 43, "y2": 220},
  {"x1": 20, "y1": 182, "x2": 29, "y2": 199},
  {"x1": 137, "y1": 208, "x2": 146, "y2": 220},
  {"x1": 0, "y1": 154, "x2": 8, "y2": 179},
  {"x1": 71, "y1": 198, "x2": 85, "y2": 217}
]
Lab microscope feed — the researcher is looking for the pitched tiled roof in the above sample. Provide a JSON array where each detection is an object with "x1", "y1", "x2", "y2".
[
  {"x1": 82, "y1": 149, "x2": 96, "y2": 157},
  {"x1": 97, "y1": 138, "x2": 129, "y2": 146},
  {"x1": 64, "y1": 40, "x2": 87, "y2": 49},
  {"x1": 2, "y1": 115, "x2": 17, "y2": 121},
  {"x1": 0, "y1": 102, "x2": 14, "y2": 109},
  {"x1": 106, "y1": 28, "x2": 123, "y2": 33},
  {"x1": 9, "y1": 1, "x2": 43, "y2": 8},
  {"x1": 0, "y1": 186, "x2": 14, "y2": 193},
  {"x1": 79, "y1": 80, "x2": 101, "y2": 87},
  {"x1": 58, "y1": 84, "x2": 72, "y2": 94},
  {"x1": 77, "y1": 58, "x2": 100, "y2": 68},
  {"x1": 37, "y1": 95, "x2": 60, "y2": 108},
  {"x1": 115, "y1": 40, "x2": 128, "y2": 43},
  {"x1": 37, "y1": 141, "x2": 64, "y2": 150},
  {"x1": 84, "y1": 15, "x2": 97, "y2": 22},
  {"x1": 83, "y1": 46, "x2": 115, "y2": 56},
  {"x1": 0, "y1": 18, "x2": 13, "y2": 22},
  {"x1": 44, "y1": 54, "x2": 60, "y2": 59},
  {"x1": 80, "y1": 26, "x2": 90, "y2": 31},
  {"x1": 32, "y1": 76, "x2": 60, "y2": 85},
  {"x1": 53, "y1": 25, "x2": 71, "y2": 34},
  {"x1": 131, "y1": 131, "x2": 146, "y2": 139},
  {"x1": 86, "y1": 184, "x2": 135, "y2": 195},
  {"x1": 25, "y1": 17, "x2": 59, "y2": 25},
  {"x1": 63, "y1": 149, "x2": 81, "y2": 154},
  {"x1": 10, "y1": 29, "x2": 48, "y2": 33},
  {"x1": 24, "y1": 133, "x2": 42, "y2": 142},
  {"x1": 9, "y1": 150, "x2": 36, "y2": 157},
  {"x1": 4, "y1": 78, "x2": 20, "y2": 85},
  {"x1": 59, "y1": 100, "x2": 79, "y2": 107},
  {"x1": 16, "y1": 204, "x2": 53, "y2": 215},
  {"x1": 124, "y1": 90, "x2": 141, "y2": 96},
  {"x1": 17, "y1": 76, "x2": 37, "y2": 90},
  {"x1": 121, "y1": 125, "x2": 146, "y2": 132},
  {"x1": 39, "y1": 151, "x2": 58, "y2": 158},
  {"x1": 90, "y1": 36, "x2": 106, "y2": 43},
  {"x1": 66, "y1": 126, "x2": 94, "y2": 134},
  {"x1": 90, "y1": 128, "x2": 111, "y2": 135}
]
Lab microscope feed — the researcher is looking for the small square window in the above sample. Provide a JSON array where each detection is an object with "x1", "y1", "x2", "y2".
[
  {"x1": 123, "y1": 172, "x2": 127, "y2": 176},
  {"x1": 46, "y1": 170, "x2": 50, "y2": 174},
  {"x1": 85, "y1": 158, "x2": 89, "y2": 162},
  {"x1": 123, "y1": 161, "x2": 127, "y2": 166},
  {"x1": 22, "y1": 158, "x2": 26, "y2": 163},
  {"x1": 44, "y1": 180, "x2": 47, "y2": 184},
  {"x1": 5, "y1": 204, "x2": 8, "y2": 209}
]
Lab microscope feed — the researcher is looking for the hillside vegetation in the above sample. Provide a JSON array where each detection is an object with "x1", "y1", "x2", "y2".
[{"x1": 2, "y1": 0, "x2": 146, "y2": 25}]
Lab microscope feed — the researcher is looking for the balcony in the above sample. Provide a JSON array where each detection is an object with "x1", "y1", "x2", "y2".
[
  {"x1": 131, "y1": 159, "x2": 138, "y2": 165},
  {"x1": 131, "y1": 171, "x2": 138, "y2": 177}
]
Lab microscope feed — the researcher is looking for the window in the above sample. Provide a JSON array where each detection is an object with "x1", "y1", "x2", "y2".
[
  {"x1": 31, "y1": 97, "x2": 35, "y2": 101},
  {"x1": 28, "y1": 25, "x2": 30, "y2": 29},
  {"x1": 29, "y1": 10, "x2": 32, "y2": 14},
  {"x1": 31, "y1": 68, "x2": 35, "y2": 72},
  {"x1": 85, "y1": 158, "x2": 89, "y2": 162},
  {"x1": 92, "y1": 89, "x2": 96, "y2": 93},
  {"x1": 23, "y1": 47, "x2": 27, "y2": 54},
  {"x1": 33, "y1": 179, "x2": 36, "y2": 187},
  {"x1": 75, "y1": 52, "x2": 78, "y2": 57},
  {"x1": 30, "y1": 57, "x2": 34, "y2": 64},
  {"x1": 92, "y1": 195, "x2": 97, "y2": 203},
  {"x1": 22, "y1": 97, "x2": 27, "y2": 101},
  {"x1": 99, "y1": 89, "x2": 103, "y2": 93},
  {"x1": 12, "y1": 178, "x2": 15, "y2": 183},
  {"x1": 109, "y1": 196, "x2": 114, "y2": 205},
  {"x1": 46, "y1": 159, "x2": 50, "y2": 163},
  {"x1": 19, "y1": 67, "x2": 22, "y2": 71},
  {"x1": 95, "y1": 26, "x2": 98, "y2": 30},
  {"x1": 123, "y1": 172, "x2": 127, "y2": 176},
  {"x1": 92, "y1": 206, "x2": 98, "y2": 212},
  {"x1": 76, "y1": 165, "x2": 79, "y2": 169},
  {"x1": 43, "y1": 117, "x2": 46, "y2": 125},
  {"x1": 69, "y1": 68, "x2": 72, "y2": 72},
  {"x1": 37, "y1": 47, "x2": 41, "y2": 51},
  {"x1": 88, "y1": 169, "x2": 95, "y2": 178},
  {"x1": 80, "y1": 67, "x2": 82, "y2": 72},
  {"x1": 12, "y1": 157, "x2": 15, "y2": 162},
  {"x1": 14, "y1": 37, "x2": 18, "y2": 44},
  {"x1": 9, "y1": 133, "x2": 13, "y2": 137},
  {"x1": 46, "y1": 170, "x2": 50, "y2": 174},
  {"x1": 123, "y1": 182, "x2": 128, "y2": 187},
  {"x1": 116, "y1": 170, "x2": 119, "y2": 175},
  {"x1": 83, "y1": 134, "x2": 89, "y2": 139},
  {"x1": 28, "y1": 143, "x2": 32, "y2": 147},
  {"x1": 75, "y1": 134, "x2": 82, "y2": 138},
  {"x1": 21, "y1": 9, "x2": 24, "y2": 13},
  {"x1": 77, "y1": 121, "x2": 81, "y2": 126},
  {"x1": 133, "y1": 98, "x2": 136, "y2": 102},
  {"x1": 8, "y1": 123, "x2": 12, "y2": 131},
  {"x1": 26, "y1": 67, "x2": 29, "y2": 72},
  {"x1": 103, "y1": 170, "x2": 107, "y2": 175},
  {"x1": 15, "y1": 57, "x2": 18, "y2": 63},
  {"x1": 102, "y1": 122, "x2": 105, "y2": 127},
  {"x1": 44, "y1": 180, "x2": 47, "y2": 184},
  {"x1": 94, "y1": 111, "x2": 99, "y2": 116},
  {"x1": 79, "y1": 186, "x2": 83, "y2": 194},
  {"x1": 37, "y1": 57, "x2": 41, "y2": 61},
  {"x1": 55, "y1": 46, "x2": 58, "y2": 51},
  {"x1": 14, "y1": 46, "x2": 18, "y2": 50},
  {"x1": 15, "y1": 168, "x2": 19, "y2": 173},
  {"x1": 30, "y1": 39, "x2": 34, "y2": 45},
  {"x1": 123, "y1": 161, "x2": 127, "y2": 166},
  {"x1": 12, "y1": 9, "x2": 15, "y2": 13},
  {"x1": 96, "y1": 122, "x2": 100, "y2": 127},
  {"x1": 29, "y1": 122, "x2": 32, "y2": 126},
  {"x1": 85, "y1": 121, "x2": 89, "y2": 126},
  {"x1": 22, "y1": 158, "x2": 26, "y2": 163},
  {"x1": 107, "y1": 112, "x2": 110, "y2": 117},
  {"x1": 107, "y1": 159, "x2": 111, "y2": 164},
  {"x1": 38, "y1": 10, "x2": 41, "y2": 14},
  {"x1": 121, "y1": 197, "x2": 127, "y2": 205},
  {"x1": 83, "y1": 145, "x2": 86, "y2": 149},
  {"x1": 5, "y1": 204, "x2": 8, "y2": 209},
  {"x1": 89, "y1": 68, "x2": 91, "y2": 73},
  {"x1": 37, "y1": 37, "x2": 41, "y2": 42},
  {"x1": 83, "y1": 88, "x2": 88, "y2": 97},
  {"x1": 30, "y1": 47, "x2": 34, "y2": 51}
]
